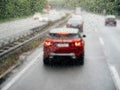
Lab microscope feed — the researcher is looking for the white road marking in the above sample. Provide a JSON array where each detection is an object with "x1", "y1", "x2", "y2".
[
  {"x1": 99, "y1": 37, "x2": 104, "y2": 46},
  {"x1": 109, "y1": 65, "x2": 120, "y2": 90},
  {"x1": 1, "y1": 54, "x2": 41, "y2": 90}
]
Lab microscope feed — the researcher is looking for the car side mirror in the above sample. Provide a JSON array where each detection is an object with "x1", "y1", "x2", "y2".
[{"x1": 82, "y1": 35, "x2": 86, "y2": 38}]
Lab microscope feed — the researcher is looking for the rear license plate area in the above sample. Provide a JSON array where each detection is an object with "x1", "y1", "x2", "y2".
[{"x1": 57, "y1": 43, "x2": 69, "y2": 47}]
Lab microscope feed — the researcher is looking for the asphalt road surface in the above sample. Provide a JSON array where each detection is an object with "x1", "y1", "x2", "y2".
[{"x1": 1, "y1": 12, "x2": 120, "y2": 90}]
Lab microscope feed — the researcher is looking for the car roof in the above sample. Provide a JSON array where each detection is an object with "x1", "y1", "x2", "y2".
[
  {"x1": 49, "y1": 28, "x2": 79, "y2": 34},
  {"x1": 106, "y1": 15, "x2": 116, "y2": 18},
  {"x1": 69, "y1": 17, "x2": 82, "y2": 21},
  {"x1": 72, "y1": 14, "x2": 82, "y2": 19},
  {"x1": 68, "y1": 17, "x2": 83, "y2": 22},
  {"x1": 67, "y1": 18, "x2": 83, "y2": 24}
]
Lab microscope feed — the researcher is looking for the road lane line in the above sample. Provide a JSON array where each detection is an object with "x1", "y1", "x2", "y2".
[
  {"x1": 109, "y1": 65, "x2": 120, "y2": 90},
  {"x1": 1, "y1": 53, "x2": 41, "y2": 90},
  {"x1": 99, "y1": 37, "x2": 104, "y2": 46}
]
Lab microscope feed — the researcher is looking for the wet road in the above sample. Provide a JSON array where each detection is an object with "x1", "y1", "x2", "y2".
[{"x1": 1, "y1": 12, "x2": 120, "y2": 90}]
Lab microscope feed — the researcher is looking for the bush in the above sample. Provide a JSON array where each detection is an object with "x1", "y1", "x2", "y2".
[{"x1": 0, "y1": 0, "x2": 47, "y2": 20}]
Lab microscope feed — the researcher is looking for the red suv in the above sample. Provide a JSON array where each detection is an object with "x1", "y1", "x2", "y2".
[{"x1": 43, "y1": 28, "x2": 85, "y2": 65}]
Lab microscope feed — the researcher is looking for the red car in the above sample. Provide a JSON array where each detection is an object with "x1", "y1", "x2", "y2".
[
  {"x1": 105, "y1": 15, "x2": 117, "y2": 26},
  {"x1": 43, "y1": 28, "x2": 85, "y2": 65}
]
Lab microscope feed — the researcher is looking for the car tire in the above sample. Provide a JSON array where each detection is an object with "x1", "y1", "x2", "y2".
[
  {"x1": 80, "y1": 53, "x2": 84, "y2": 65},
  {"x1": 43, "y1": 57, "x2": 49, "y2": 65},
  {"x1": 105, "y1": 23, "x2": 107, "y2": 26},
  {"x1": 81, "y1": 28, "x2": 83, "y2": 33},
  {"x1": 114, "y1": 23, "x2": 117, "y2": 26},
  {"x1": 77, "y1": 53, "x2": 84, "y2": 65}
]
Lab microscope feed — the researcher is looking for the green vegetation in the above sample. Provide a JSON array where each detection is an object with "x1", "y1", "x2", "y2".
[
  {"x1": 0, "y1": 0, "x2": 47, "y2": 20},
  {"x1": 48, "y1": 0, "x2": 120, "y2": 15}
]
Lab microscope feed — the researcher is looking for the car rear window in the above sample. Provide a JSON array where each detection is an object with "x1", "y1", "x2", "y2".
[
  {"x1": 107, "y1": 18, "x2": 115, "y2": 21},
  {"x1": 48, "y1": 33, "x2": 80, "y2": 39}
]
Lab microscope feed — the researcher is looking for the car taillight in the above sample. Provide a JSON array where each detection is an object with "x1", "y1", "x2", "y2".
[
  {"x1": 75, "y1": 42, "x2": 81, "y2": 47},
  {"x1": 66, "y1": 24, "x2": 70, "y2": 28},
  {"x1": 44, "y1": 41, "x2": 52, "y2": 46}
]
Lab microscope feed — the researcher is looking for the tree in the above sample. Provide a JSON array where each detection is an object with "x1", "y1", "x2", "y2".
[{"x1": 0, "y1": 0, "x2": 47, "y2": 19}]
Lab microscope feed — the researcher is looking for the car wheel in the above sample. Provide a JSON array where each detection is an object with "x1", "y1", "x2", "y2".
[
  {"x1": 105, "y1": 23, "x2": 107, "y2": 26},
  {"x1": 81, "y1": 28, "x2": 83, "y2": 32},
  {"x1": 77, "y1": 53, "x2": 84, "y2": 65},
  {"x1": 43, "y1": 57, "x2": 49, "y2": 65},
  {"x1": 81, "y1": 55, "x2": 84, "y2": 65}
]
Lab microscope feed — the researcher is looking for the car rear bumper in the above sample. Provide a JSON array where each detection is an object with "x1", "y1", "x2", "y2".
[
  {"x1": 105, "y1": 21, "x2": 116, "y2": 25},
  {"x1": 49, "y1": 53, "x2": 76, "y2": 59}
]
